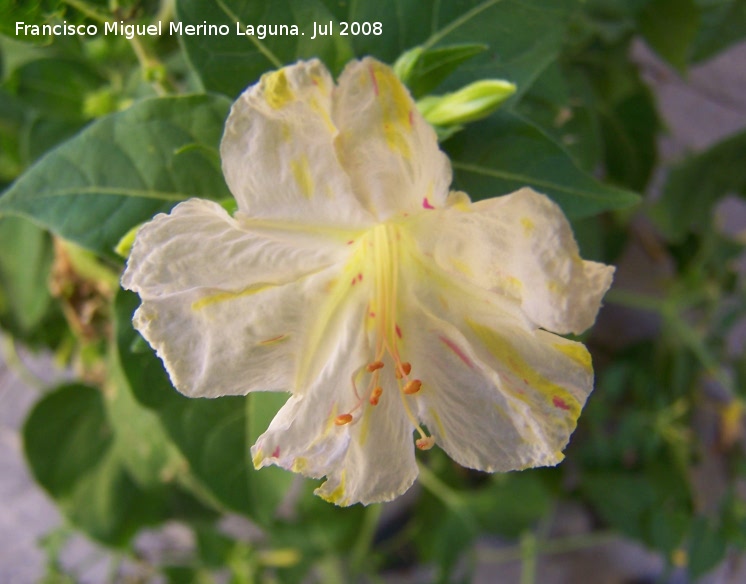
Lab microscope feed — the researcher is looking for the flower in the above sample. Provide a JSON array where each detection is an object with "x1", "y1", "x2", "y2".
[{"x1": 122, "y1": 58, "x2": 614, "y2": 506}]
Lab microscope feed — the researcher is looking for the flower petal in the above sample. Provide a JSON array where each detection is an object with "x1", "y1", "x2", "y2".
[
  {"x1": 410, "y1": 187, "x2": 614, "y2": 335},
  {"x1": 252, "y1": 294, "x2": 417, "y2": 506},
  {"x1": 332, "y1": 58, "x2": 452, "y2": 219},
  {"x1": 399, "y1": 284, "x2": 594, "y2": 472},
  {"x1": 221, "y1": 60, "x2": 372, "y2": 227},
  {"x1": 122, "y1": 198, "x2": 354, "y2": 397}
]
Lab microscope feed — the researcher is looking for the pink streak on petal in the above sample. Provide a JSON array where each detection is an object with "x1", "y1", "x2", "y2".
[
  {"x1": 439, "y1": 335, "x2": 475, "y2": 368},
  {"x1": 368, "y1": 65, "x2": 379, "y2": 96},
  {"x1": 423, "y1": 197, "x2": 435, "y2": 209},
  {"x1": 552, "y1": 396, "x2": 571, "y2": 411},
  {"x1": 272, "y1": 445, "x2": 281, "y2": 458}
]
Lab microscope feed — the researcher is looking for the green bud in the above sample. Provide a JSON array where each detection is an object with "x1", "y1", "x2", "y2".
[
  {"x1": 83, "y1": 88, "x2": 118, "y2": 119},
  {"x1": 417, "y1": 79, "x2": 516, "y2": 126},
  {"x1": 392, "y1": 46, "x2": 423, "y2": 84},
  {"x1": 114, "y1": 224, "x2": 141, "y2": 259}
]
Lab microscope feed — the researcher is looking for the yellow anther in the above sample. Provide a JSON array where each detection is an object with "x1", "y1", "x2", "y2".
[
  {"x1": 395, "y1": 362, "x2": 412, "y2": 379},
  {"x1": 334, "y1": 413, "x2": 353, "y2": 426},
  {"x1": 366, "y1": 361, "x2": 385, "y2": 372},
  {"x1": 369, "y1": 387, "x2": 383, "y2": 406},
  {"x1": 402, "y1": 379, "x2": 422, "y2": 395},
  {"x1": 416, "y1": 436, "x2": 435, "y2": 450}
]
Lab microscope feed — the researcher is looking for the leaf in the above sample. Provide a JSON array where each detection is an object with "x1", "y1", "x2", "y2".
[
  {"x1": 114, "y1": 289, "x2": 293, "y2": 524},
  {"x1": 0, "y1": 215, "x2": 55, "y2": 335},
  {"x1": 650, "y1": 129, "x2": 746, "y2": 241},
  {"x1": 638, "y1": 0, "x2": 701, "y2": 71},
  {"x1": 176, "y1": 0, "x2": 575, "y2": 99},
  {"x1": 0, "y1": 94, "x2": 231, "y2": 258},
  {"x1": 691, "y1": 0, "x2": 746, "y2": 62},
  {"x1": 22, "y1": 383, "x2": 167, "y2": 546},
  {"x1": 688, "y1": 516, "x2": 727, "y2": 578},
  {"x1": 106, "y1": 359, "x2": 185, "y2": 490},
  {"x1": 468, "y1": 473, "x2": 551, "y2": 538},
  {"x1": 405, "y1": 44, "x2": 487, "y2": 99},
  {"x1": 6, "y1": 57, "x2": 106, "y2": 120},
  {"x1": 599, "y1": 84, "x2": 659, "y2": 191},
  {"x1": 445, "y1": 110, "x2": 640, "y2": 218}
]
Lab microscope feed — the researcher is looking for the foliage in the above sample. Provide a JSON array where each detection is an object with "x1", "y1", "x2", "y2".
[{"x1": 1, "y1": 0, "x2": 744, "y2": 581}]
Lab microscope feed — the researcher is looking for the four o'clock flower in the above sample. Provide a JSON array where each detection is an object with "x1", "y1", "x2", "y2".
[{"x1": 122, "y1": 58, "x2": 614, "y2": 506}]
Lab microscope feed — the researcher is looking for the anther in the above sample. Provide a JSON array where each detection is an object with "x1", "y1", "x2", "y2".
[
  {"x1": 369, "y1": 387, "x2": 383, "y2": 406},
  {"x1": 334, "y1": 413, "x2": 353, "y2": 426},
  {"x1": 402, "y1": 379, "x2": 422, "y2": 395},
  {"x1": 416, "y1": 436, "x2": 435, "y2": 450},
  {"x1": 396, "y1": 362, "x2": 412, "y2": 379},
  {"x1": 366, "y1": 361, "x2": 384, "y2": 372}
]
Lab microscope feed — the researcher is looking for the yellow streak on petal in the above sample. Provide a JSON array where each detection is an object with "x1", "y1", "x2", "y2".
[
  {"x1": 323, "y1": 404, "x2": 339, "y2": 436},
  {"x1": 495, "y1": 274, "x2": 523, "y2": 300},
  {"x1": 191, "y1": 283, "x2": 275, "y2": 310},
  {"x1": 428, "y1": 407, "x2": 447, "y2": 439},
  {"x1": 263, "y1": 69, "x2": 294, "y2": 109},
  {"x1": 359, "y1": 404, "x2": 373, "y2": 446},
  {"x1": 280, "y1": 122, "x2": 292, "y2": 142},
  {"x1": 371, "y1": 62, "x2": 412, "y2": 159},
  {"x1": 291, "y1": 457, "x2": 309, "y2": 473},
  {"x1": 521, "y1": 217, "x2": 535, "y2": 234},
  {"x1": 446, "y1": 190, "x2": 471, "y2": 211},
  {"x1": 318, "y1": 470, "x2": 346, "y2": 504},
  {"x1": 450, "y1": 258, "x2": 474, "y2": 277},
  {"x1": 309, "y1": 96, "x2": 336, "y2": 133},
  {"x1": 252, "y1": 449, "x2": 264, "y2": 469},
  {"x1": 547, "y1": 279, "x2": 565, "y2": 294},
  {"x1": 553, "y1": 342, "x2": 593, "y2": 371},
  {"x1": 468, "y1": 319, "x2": 581, "y2": 423},
  {"x1": 290, "y1": 155, "x2": 314, "y2": 199}
]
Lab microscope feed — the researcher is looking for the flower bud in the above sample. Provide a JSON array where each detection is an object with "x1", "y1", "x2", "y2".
[
  {"x1": 392, "y1": 46, "x2": 424, "y2": 84},
  {"x1": 417, "y1": 79, "x2": 516, "y2": 126}
]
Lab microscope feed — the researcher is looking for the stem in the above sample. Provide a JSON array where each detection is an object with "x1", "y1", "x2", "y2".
[
  {"x1": 416, "y1": 461, "x2": 464, "y2": 512},
  {"x1": 605, "y1": 288, "x2": 666, "y2": 313},
  {"x1": 61, "y1": 0, "x2": 172, "y2": 95},
  {"x1": 519, "y1": 531, "x2": 538, "y2": 584},
  {"x1": 606, "y1": 288, "x2": 733, "y2": 393},
  {"x1": 350, "y1": 504, "x2": 383, "y2": 574},
  {"x1": 61, "y1": 0, "x2": 110, "y2": 22},
  {"x1": 1, "y1": 336, "x2": 46, "y2": 390},
  {"x1": 480, "y1": 531, "x2": 619, "y2": 565}
]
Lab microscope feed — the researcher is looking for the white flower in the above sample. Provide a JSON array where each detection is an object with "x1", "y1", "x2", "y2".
[{"x1": 122, "y1": 58, "x2": 614, "y2": 506}]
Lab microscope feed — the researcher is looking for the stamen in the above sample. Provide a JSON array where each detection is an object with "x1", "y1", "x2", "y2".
[
  {"x1": 334, "y1": 413, "x2": 353, "y2": 426},
  {"x1": 366, "y1": 361, "x2": 384, "y2": 372},
  {"x1": 416, "y1": 436, "x2": 435, "y2": 450},
  {"x1": 369, "y1": 387, "x2": 383, "y2": 406},
  {"x1": 402, "y1": 379, "x2": 422, "y2": 395},
  {"x1": 396, "y1": 361, "x2": 412, "y2": 379}
]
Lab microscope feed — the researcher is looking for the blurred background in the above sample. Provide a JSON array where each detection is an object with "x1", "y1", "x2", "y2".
[{"x1": 1, "y1": 1, "x2": 745, "y2": 582}]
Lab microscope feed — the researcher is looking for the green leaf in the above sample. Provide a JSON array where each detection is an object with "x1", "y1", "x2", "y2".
[
  {"x1": 446, "y1": 110, "x2": 640, "y2": 218},
  {"x1": 598, "y1": 84, "x2": 659, "y2": 191},
  {"x1": 650, "y1": 129, "x2": 746, "y2": 241},
  {"x1": 400, "y1": 44, "x2": 487, "y2": 99},
  {"x1": 177, "y1": 0, "x2": 574, "y2": 99},
  {"x1": 114, "y1": 289, "x2": 293, "y2": 523},
  {"x1": 0, "y1": 215, "x2": 55, "y2": 335},
  {"x1": 691, "y1": 0, "x2": 746, "y2": 62},
  {"x1": 23, "y1": 383, "x2": 167, "y2": 545},
  {"x1": 468, "y1": 473, "x2": 551, "y2": 538},
  {"x1": 0, "y1": 94, "x2": 231, "y2": 258},
  {"x1": 106, "y1": 360, "x2": 185, "y2": 490},
  {"x1": 688, "y1": 516, "x2": 727, "y2": 578},
  {"x1": 6, "y1": 57, "x2": 106, "y2": 120},
  {"x1": 638, "y1": 0, "x2": 700, "y2": 71}
]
